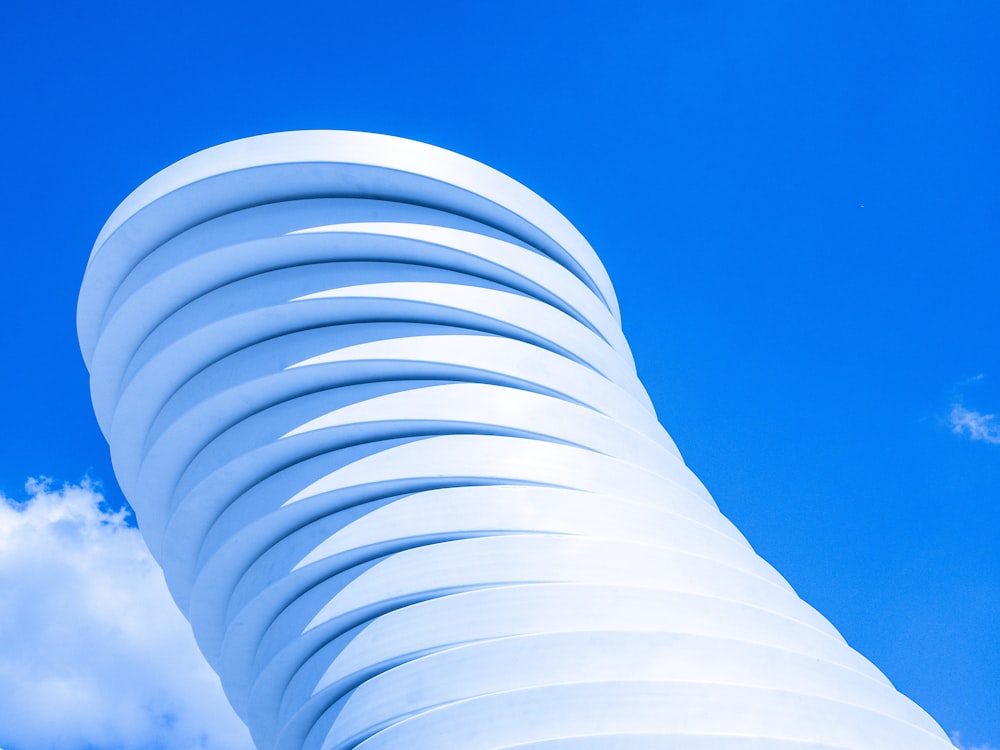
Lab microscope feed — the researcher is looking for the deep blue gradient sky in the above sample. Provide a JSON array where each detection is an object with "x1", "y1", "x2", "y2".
[{"x1": 2, "y1": 2, "x2": 997, "y2": 747}]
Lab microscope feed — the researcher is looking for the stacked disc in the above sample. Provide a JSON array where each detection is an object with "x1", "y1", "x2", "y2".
[{"x1": 78, "y1": 131, "x2": 955, "y2": 750}]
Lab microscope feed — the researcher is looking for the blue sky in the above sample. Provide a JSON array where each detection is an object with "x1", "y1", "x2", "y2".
[{"x1": 1, "y1": 2, "x2": 997, "y2": 749}]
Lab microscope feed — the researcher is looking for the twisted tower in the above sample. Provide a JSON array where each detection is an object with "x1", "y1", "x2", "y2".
[{"x1": 78, "y1": 131, "x2": 955, "y2": 750}]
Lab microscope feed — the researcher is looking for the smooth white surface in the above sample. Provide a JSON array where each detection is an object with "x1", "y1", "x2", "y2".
[{"x1": 78, "y1": 131, "x2": 956, "y2": 750}]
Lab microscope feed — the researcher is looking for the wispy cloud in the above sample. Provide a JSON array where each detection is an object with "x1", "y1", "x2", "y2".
[
  {"x1": 950, "y1": 730, "x2": 1000, "y2": 750},
  {"x1": 0, "y1": 479, "x2": 253, "y2": 750},
  {"x1": 950, "y1": 403, "x2": 1000, "y2": 444},
  {"x1": 958, "y1": 373, "x2": 986, "y2": 386},
  {"x1": 947, "y1": 373, "x2": 999, "y2": 445}
]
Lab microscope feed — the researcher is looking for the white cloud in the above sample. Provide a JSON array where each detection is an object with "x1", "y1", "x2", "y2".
[
  {"x1": 950, "y1": 731, "x2": 1000, "y2": 750},
  {"x1": 949, "y1": 403, "x2": 1000, "y2": 444},
  {"x1": 0, "y1": 479, "x2": 254, "y2": 750}
]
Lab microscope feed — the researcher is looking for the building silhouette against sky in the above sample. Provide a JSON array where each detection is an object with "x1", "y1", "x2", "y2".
[{"x1": 78, "y1": 131, "x2": 957, "y2": 750}]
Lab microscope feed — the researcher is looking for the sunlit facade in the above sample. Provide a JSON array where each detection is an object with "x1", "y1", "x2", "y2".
[{"x1": 78, "y1": 131, "x2": 956, "y2": 750}]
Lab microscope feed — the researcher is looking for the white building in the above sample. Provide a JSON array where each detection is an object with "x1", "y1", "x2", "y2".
[{"x1": 78, "y1": 131, "x2": 956, "y2": 750}]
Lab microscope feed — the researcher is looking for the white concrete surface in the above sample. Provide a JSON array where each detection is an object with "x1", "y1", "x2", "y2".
[{"x1": 78, "y1": 131, "x2": 956, "y2": 750}]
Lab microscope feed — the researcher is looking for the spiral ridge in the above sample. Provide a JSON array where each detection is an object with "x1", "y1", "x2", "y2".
[{"x1": 78, "y1": 131, "x2": 954, "y2": 750}]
